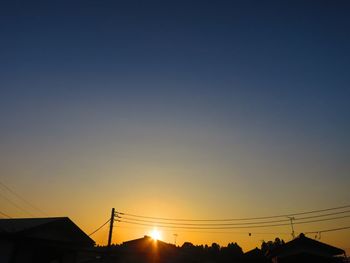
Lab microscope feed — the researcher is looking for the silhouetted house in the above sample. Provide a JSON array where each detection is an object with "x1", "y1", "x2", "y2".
[
  {"x1": 0, "y1": 217, "x2": 94, "y2": 263},
  {"x1": 269, "y1": 233, "x2": 345, "y2": 263},
  {"x1": 120, "y1": 235, "x2": 177, "y2": 263}
]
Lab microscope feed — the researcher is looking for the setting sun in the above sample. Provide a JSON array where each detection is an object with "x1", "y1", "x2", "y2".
[{"x1": 150, "y1": 229, "x2": 162, "y2": 240}]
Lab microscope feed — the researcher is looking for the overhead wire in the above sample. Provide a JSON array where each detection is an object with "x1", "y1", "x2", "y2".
[
  {"x1": 0, "y1": 191, "x2": 36, "y2": 217},
  {"x1": 113, "y1": 224, "x2": 290, "y2": 235},
  {"x1": 0, "y1": 211, "x2": 11, "y2": 218},
  {"x1": 0, "y1": 181, "x2": 48, "y2": 216},
  {"x1": 119, "y1": 216, "x2": 291, "y2": 226},
  {"x1": 305, "y1": 226, "x2": 350, "y2": 234},
  {"x1": 116, "y1": 204, "x2": 350, "y2": 222},
  {"x1": 118, "y1": 209, "x2": 350, "y2": 226},
  {"x1": 117, "y1": 219, "x2": 290, "y2": 229},
  {"x1": 117, "y1": 215, "x2": 350, "y2": 230},
  {"x1": 89, "y1": 219, "x2": 111, "y2": 236}
]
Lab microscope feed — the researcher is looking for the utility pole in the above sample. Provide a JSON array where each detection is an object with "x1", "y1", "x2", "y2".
[
  {"x1": 287, "y1": 216, "x2": 295, "y2": 239},
  {"x1": 108, "y1": 208, "x2": 115, "y2": 247}
]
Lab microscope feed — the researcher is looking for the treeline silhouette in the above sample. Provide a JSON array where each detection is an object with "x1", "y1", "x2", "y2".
[{"x1": 93, "y1": 236, "x2": 286, "y2": 263}]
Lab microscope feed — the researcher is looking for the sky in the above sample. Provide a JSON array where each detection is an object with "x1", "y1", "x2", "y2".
[{"x1": 0, "y1": 0, "x2": 350, "y2": 253}]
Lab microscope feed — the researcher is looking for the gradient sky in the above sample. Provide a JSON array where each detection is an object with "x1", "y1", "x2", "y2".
[{"x1": 1, "y1": 0, "x2": 350, "y2": 253}]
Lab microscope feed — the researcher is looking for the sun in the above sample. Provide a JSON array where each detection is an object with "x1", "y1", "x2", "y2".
[{"x1": 150, "y1": 229, "x2": 162, "y2": 240}]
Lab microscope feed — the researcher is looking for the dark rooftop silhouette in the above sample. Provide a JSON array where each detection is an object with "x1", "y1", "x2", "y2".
[
  {"x1": 268, "y1": 233, "x2": 345, "y2": 263},
  {"x1": 269, "y1": 233, "x2": 344, "y2": 258},
  {"x1": 0, "y1": 217, "x2": 95, "y2": 263},
  {"x1": 0, "y1": 217, "x2": 94, "y2": 246}
]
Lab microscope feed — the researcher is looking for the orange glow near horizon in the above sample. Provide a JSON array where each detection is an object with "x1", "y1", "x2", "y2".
[
  {"x1": 150, "y1": 228, "x2": 162, "y2": 240},
  {"x1": 83, "y1": 206, "x2": 350, "y2": 256}
]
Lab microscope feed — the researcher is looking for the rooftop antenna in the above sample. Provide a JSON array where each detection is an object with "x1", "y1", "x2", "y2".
[
  {"x1": 287, "y1": 216, "x2": 295, "y2": 239},
  {"x1": 173, "y1": 233, "x2": 178, "y2": 245}
]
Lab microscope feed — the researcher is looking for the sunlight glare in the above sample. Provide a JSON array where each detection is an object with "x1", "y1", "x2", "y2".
[{"x1": 150, "y1": 229, "x2": 162, "y2": 240}]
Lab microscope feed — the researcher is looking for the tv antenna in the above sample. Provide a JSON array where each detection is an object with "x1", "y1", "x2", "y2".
[
  {"x1": 173, "y1": 233, "x2": 178, "y2": 245},
  {"x1": 287, "y1": 216, "x2": 295, "y2": 239}
]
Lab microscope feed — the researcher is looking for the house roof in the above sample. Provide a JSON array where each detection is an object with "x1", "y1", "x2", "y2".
[
  {"x1": 123, "y1": 235, "x2": 171, "y2": 246},
  {"x1": 269, "y1": 233, "x2": 344, "y2": 258},
  {"x1": 122, "y1": 235, "x2": 176, "y2": 252},
  {"x1": 0, "y1": 217, "x2": 94, "y2": 247},
  {"x1": 122, "y1": 235, "x2": 154, "y2": 245},
  {"x1": 0, "y1": 217, "x2": 63, "y2": 233}
]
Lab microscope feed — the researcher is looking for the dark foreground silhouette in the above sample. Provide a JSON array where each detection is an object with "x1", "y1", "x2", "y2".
[
  {"x1": 0, "y1": 218, "x2": 346, "y2": 263},
  {"x1": 91, "y1": 234, "x2": 346, "y2": 263}
]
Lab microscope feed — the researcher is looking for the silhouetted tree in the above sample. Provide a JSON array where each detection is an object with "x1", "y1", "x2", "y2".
[
  {"x1": 207, "y1": 242, "x2": 220, "y2": 260},
  {"x1": 261, "y1": 237, "x2": 285, "y2": 256},
  {"x1": 227, "y1": 242, "x2": 243, "y2": 255},
  {"x1": 220, "y1": 242, "x2": 243, "y2": 262},
  {"x1": 181, "y1": 242, "x2": 195, "y2": 250}
]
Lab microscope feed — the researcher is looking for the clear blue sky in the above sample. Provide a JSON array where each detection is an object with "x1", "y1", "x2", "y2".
[{"x1": 0, "y1": 0, "x2": 349, "y2": 250}]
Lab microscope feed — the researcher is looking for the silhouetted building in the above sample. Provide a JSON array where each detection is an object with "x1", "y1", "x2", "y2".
[
  {"x1": 0, "y1": 217, "x2": 94, "y2": 263},
  {"x1": 269, "y1": 233, "x2": 345, "y2": 263},
  {"x1": 120, "y1": 235, "x2": 177, "y2": 263}
]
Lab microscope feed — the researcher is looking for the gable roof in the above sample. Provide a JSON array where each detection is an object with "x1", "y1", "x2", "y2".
[
  {"x1": 269, "y1": 233, "x2": 344, "y2": 258},
  {"x1": 0, "y1": 217, "x2": 62, "y2": 233},
  {"x1": 123, "y1": 235, "x2": 172, "y2": 246},
  {"x1": 122, "y1": 235, "x2": 176, "y2": 252},
  {"x1": 0, "y1": 217, "x2": 94, "y2": 247}
]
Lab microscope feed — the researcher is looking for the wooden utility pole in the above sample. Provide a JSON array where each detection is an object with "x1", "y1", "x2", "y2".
[{"x1": 108, "y1": 208, "x2": 115, "y2": 247}]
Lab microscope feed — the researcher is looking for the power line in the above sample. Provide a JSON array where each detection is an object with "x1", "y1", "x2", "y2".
[
  {"x1": 115, "y1": 224, "x2": 290, "y2": 235},
  {"x1": 0, "y1": 192, "x2": 36, "y2": 217},
  {"x1": 0, "y1": 181, "x2": 47, "y2": 216},
  {"x1": 0, "y1": 211, "x2": 11, "y2": 218},
  {"x1": 116, "y1": 204, "x2": 350, "y2": 222},
  {"x1": 118, "y1": 214, "x2": 350, "y2": 230},
  {"x1": 89, "y1": 219, "x2": 111, "y2": 236},
  {"x1": 305, "y1": 226, "x2": 350, "y2": 235},
  {"x1": 116, "y1": 220, "x2": 349, "y2": 237},
  {"x1": 119, "y1": 216, "x2": 290, "y2": 226},
  {"x1": 118, "y1": 219, "x2": 291, "y2": 229},
  {"x1": 294, "y1": 210, "x2": 350, "y2": 221},
  {"x1": 118, "y1": 210, "x2": 350, "y2": 226}
]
